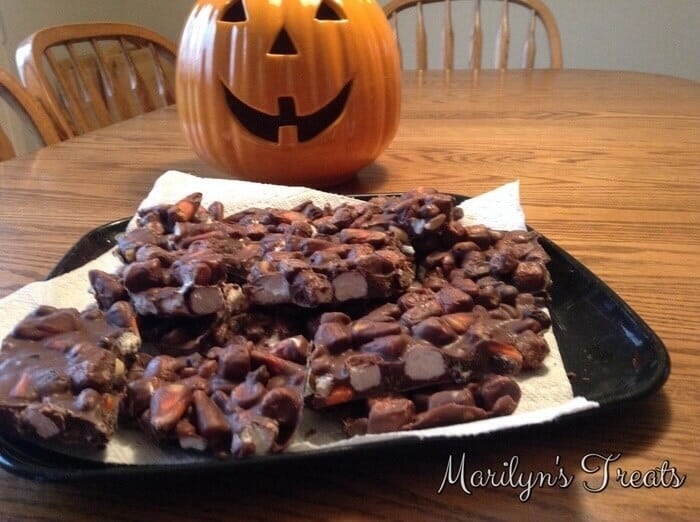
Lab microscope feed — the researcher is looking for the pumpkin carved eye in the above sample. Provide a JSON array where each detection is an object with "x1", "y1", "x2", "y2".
[
  {"x1": 315, "y1": 0, "x2": 346, "y2": 21},
  {"x1": 221, "y1": 0, "x2": 247, "y2": 23}
]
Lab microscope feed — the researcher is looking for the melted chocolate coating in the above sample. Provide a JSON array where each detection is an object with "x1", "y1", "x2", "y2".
[{"x1": 0, "y1": 306, "x2": 138, "y2": 447}]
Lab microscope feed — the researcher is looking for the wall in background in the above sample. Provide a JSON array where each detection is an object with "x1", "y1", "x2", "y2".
[
  {"x1": 0, "y1": 0, "x2": 698, "y2": 156},
  {"x1": 539, "y1": 0, "x2": 700, "y2": 80},
  {"x1": 119, "y1": 0, "x2": 193, "y2": 44},
  {"x1": 384, "y1": 0, "x2": 700, "y2": 79},
  {"x1": 2, "y1": 1, "x2": 698, "y2": 80},
  {"x1": 0, "y1": 0, "x2": 125, "y2": 67}
]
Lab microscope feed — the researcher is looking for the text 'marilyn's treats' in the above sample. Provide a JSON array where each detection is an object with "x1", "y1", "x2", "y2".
[{"x1": 0, "y1": 188, "x2": 552, "y2": 458}]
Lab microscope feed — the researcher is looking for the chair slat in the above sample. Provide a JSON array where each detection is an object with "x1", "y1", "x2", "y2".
[
  {"x1": 383, "y1": 0, "x2": 561, "y2": 71},
  {"x1": 16, "y1": 22, "x2": 177, "y2": 139},
  {"x1": 45, "y1": 47, "x2": 91, "y2": 135},
  {"x1": 443, "y1": 0, "x2": 454, "y2": 71},
  {"x1": 522, "y1": 8, "x2": 536, "y2": 68},
  {"x1": 470, "y1": 0, "x2": 483, "y2": 70},
  {"x1": 391, "y1": 13, "x2": 404, "y2": 70},
  {"x1": 118, "y1": 37, "x2": 155, "y2": 113},
  {"x1": 147, "y1": 43, "x2": 172, "y2": 106},
  {"x1": 90, "y1": 38, "x2": 126, "y2": 121},
  {"x1": 66, "y1": 42, "x2": 112, "y2": 129},
  {"x1": 0, "y1": 126, "x2": 15, "y2": 161},
  {"x1": 416, "y1": 1, "x2": 427, "y2": 70},
  {"x1": 0, "y1": 67, "x2": 61, "y2": 160},
  {"x1": 495, "y1": 0, "x2": 510, "y2": 69}
]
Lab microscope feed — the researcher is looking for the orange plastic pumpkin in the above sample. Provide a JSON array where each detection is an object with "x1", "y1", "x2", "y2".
[{"x1": 176, "y1": 0, "x2": 401, "y2": 187}]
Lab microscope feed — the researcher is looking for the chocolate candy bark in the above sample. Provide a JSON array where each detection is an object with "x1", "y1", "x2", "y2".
[
  {"x1": 110, "y1": 189, "x2": 474, "y2": 310},
  {"x1": 243, "y1": 230, "x2": 414, "y2": 307},
  {"x1": 1, "y1": 187, "x2": 555, "y2": 457},
  {"x1": 343, "y1": 375, "x2": 522, "y2": 435},
  {"x1": 306, "y1": 288, "x2": 549, "y2": 410},
  {"x1": 124, "y1": 336, "x2": 308, "y2": 457},
  {"x1": 0, "y1": 304, "x2": 140, "y2": 447},
  {"x1": 306, "y1": 224, "x2": 552, "y2": 410}
]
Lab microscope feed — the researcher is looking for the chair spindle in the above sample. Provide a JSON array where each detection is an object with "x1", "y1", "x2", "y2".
[
  {"x1": 148, "y1": 43, "x2": 172, "y2": 106},
  {"x1": 391, "y1": 13, "x2": 404, "y2": 70},
  {"x1": 66, "y1": 42, "x2": 112, "y2": 129},
  {"x1": 89, "y1": 38, "x2": 124, "y2": 121},
  {"x1": 416, "y1": 1, "x2": 427, "y2": 70},
  {"x1": 118, "y1": 37, "x2": 153, "y2": 114},
  {"x1": 495, "y1": 0, "x2": 510, "y2": 69},
  {"x1": 470, "y1": 0, "x2": 483, "y2": 70},
  {"x1": 522, "y1": 8, "x2": 536, "y2": 68},
  {"x1": 443, "y1": 0, "x2": 454, "y2": 70},
  {"x1": 45, "y1": 47, "x2": 90, "y2": 134}
]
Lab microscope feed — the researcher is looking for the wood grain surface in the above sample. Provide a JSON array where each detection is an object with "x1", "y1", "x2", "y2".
[{"x1": 0, "y1": 69, "x2": 698, "y2": 521}]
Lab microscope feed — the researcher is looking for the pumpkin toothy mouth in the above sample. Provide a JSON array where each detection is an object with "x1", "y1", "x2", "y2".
[{"x1": 223, "y1": 81, "x2": 353, "y2": 143}]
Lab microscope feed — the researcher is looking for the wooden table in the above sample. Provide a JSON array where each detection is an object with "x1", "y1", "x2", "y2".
[{"x1": 0, "y1": 70, "x2": 698, "y2": 520}]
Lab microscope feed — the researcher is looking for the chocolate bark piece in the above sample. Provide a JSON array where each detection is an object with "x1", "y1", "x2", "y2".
[
  {"x1": 184, "y1": 236, "x2": 264, "y2": 285},
  {"x1": 307, "y1": 285, "x2": 550, "y2": 409},
  {"x1": 127, "y1": 337, "x2": 307, "y2": 457},
  {"x1": 0, "y1": 305, "x2": 139, "y2": 447},
  {"x1": 354, "y1": 188, "x2": 469, "y2": 255},
  {"x1": 137, "y1": 314, "x2": 219, "y2": 356},
  {"x1": 225, "y1": 308, "x2": 307, "y2": 346},
  {"x1": 244, "y1": 235, "x2": 415, "y2": 308},
  {"x1": 92, "y1": 234, "x2": 251, "y2": 351},
  {"x1": 131, "y1": 285, "x2": 222, "y2": 317},
  {"x1": 398, "y1": 282, "x2": 550, "y2": 372},
  {"x1": 116, "y1": 227, "x2": 168, "y2": 263},
  {"x1": 423, "y1": 228, "x2": 552, "y2": 305},
  {"x1": 130, "y1": 282, "x2": 246, "y2": 318},
  {"x1": 218, "y1": 205, "x2": 416, "y2": 307},
  {"x1": 136, "y1": 193, "x2": 217, "y2": 235},
  {"x1": 307, "y1": 309, "x2": 462, "y2": 409},
  {"x1": 408, "y1": 226, "x2": 553, "y2": 371},
  {"x1": 89, "y1": 270, "x2": 128, "y2": 310},
  {"x1": 93, "y1": 237, "x2": 238, "y2": 307},
  {"x1": 228, "y1": 354, "x2": 305, "y2": 457},
  {"x1": 342, "y1": 374, "x2": 521, "y2": 436},
  {"x1": 116, "y1": 196, "x2": 420, "y2": 312},
  {"x1": 116, "y1": 192, "x2": 230, "y2": 279},
  {"x1": 134, "y1": 283, "x2": 249, "y2": 356}
]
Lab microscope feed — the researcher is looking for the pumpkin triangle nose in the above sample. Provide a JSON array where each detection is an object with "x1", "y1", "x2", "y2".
[{"x1": 269, "y1": 27, "x2": 298, "y2": 55}]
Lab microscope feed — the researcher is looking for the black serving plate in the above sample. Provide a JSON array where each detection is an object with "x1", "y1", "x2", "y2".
[{"x1": 0, "y1": 195, "x2": 670, "y2": 481}]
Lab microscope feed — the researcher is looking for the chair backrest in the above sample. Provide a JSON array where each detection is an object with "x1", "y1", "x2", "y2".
[
  {"x1": 384, "y1": 0, "x2": 562, "y2": 71},
  {"x1": 0, "y1": 68, "x2": 61, "y2": 161},
  {"x1": 16, "y1": 22, "x2": 177, "y2": 139}
]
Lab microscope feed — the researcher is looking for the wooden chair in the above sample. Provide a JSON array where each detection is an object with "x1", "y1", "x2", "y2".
[
  {"x1": 384, "y1": 0, "x2": 562, "y2": 70},
  {"x1": 16, "y1": 22, "x2": 177, "y2": 139},
  {"x1": 0, "y1": 68, "x2": 61, "y2": 161}
]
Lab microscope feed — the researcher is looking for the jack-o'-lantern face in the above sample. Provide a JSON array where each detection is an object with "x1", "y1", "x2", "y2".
[
  {"x1": 219, "y1": 0, "x2": 354, "y2": 145},
  {"x1": 177, "y1": 0, "x2": 401, "y2": 187}
]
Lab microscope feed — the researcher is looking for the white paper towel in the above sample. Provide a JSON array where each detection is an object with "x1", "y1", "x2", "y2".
[{"x1": 0, "y1": 171, "x2": 598, "y2": 464}]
